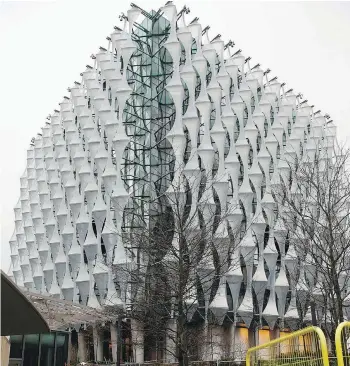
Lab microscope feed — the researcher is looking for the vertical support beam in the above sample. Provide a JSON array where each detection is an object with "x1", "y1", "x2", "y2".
[
  {"x1": 131, "y1": 319, "x2": 144, "y2": 363},
  {"x1": 269, "y1": 327, "x2": 280, "y2": 357},
  {"x1": 21, "y1": 334, "x2": 26, "y2": 366},
  {"x1": 230, "y1": 322, "x2": 236, "y2": 360},
  {"x1": 269, "y1": 327, "x2": 280, "y2": 341},
  {"x1": 99, "y1": 328, "x2": 105, "y2": 362},
  {"x1": 67, "y1": 330, "x2": 72, "y2": 366},
  {"x1": 211, "y1": 326, "x2": 224, "y2": 360},
  {"x1": 53, "y1": 332, "x2": 58, "y2": 366},
  {"x1": 93, "y1": 325, "x2": 103, "y2": 362},
  {"x1": 248, "y1": 325, "x2": 256, "y2": 348},
  {"x1": 248, "y1": 325, "x2": 258, "y2": 366},
  {"x1": 37, "y1": 333, "x2": 42, "y2": 366},
  {"x1": 201, "y1": 323, "x2": 212, "y2": 360},
  {"x1": 110, "y1": 321, "x2": 118, "y2": 363},
  {"x1": 93, "y1": 325, "x2": 98, "y2": 362},
  {"x1": 78, "y1": 330, "x2": 87, "y2": 362},
  {"x1": 255, "y1": 322, "x2": 262, "y2": 354},
  {"x1": 117, "y1": 316, "x2": 122, "y2": 366},
  {"x1": 222, "y1": 325, "x2": 231, "y2": 360}
]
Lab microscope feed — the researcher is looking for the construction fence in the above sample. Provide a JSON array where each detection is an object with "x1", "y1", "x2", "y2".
[
  {"x1": 246, "y1": 322, "x2": 350, "y2": 366},
  {"x1": 336, "y1": 322, "x2": 350, "y2": 366}
]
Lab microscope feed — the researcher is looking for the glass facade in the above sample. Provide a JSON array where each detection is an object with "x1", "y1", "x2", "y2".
[
  {"x1": 9, "y1": 332, "x2": 69, "y2": 366},
  {"x1": 122, "y1": 10, "x2": 176, "y2": 234}
]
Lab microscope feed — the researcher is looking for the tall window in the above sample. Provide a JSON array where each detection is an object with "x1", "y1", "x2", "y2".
[
  {"x1": 39, "y1": 333, "x2": 55, "y2": 366},
  {"x1": 10, "y1": 332, "x2": 69, "y2": 366}
]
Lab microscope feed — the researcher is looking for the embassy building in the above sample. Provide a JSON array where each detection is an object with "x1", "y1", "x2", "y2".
[{"x1": 7, "y1": 2, "x2": 337, "y2": 363}]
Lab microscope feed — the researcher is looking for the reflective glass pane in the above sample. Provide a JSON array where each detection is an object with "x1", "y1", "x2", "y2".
[
  {"x1": 39, "y1": 333, "x2": 55, "y2": 366},
  {"x1": 9, "y1": 335, "x2": 23, "y2": 359},
  {"x1": 55, "y1": 332, "x2": 68, "y2": 366},
  {"x1": 23, "y1": 334, "x2": 40, "y2": 366}
]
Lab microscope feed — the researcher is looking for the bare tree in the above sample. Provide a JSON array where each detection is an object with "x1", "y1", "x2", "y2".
[
  {"x1": 273, "y1": 137, "x2": 350, "y2": 350},
  {"x1": 104, "y1": 169, "x2": 246, "y2": 366}
]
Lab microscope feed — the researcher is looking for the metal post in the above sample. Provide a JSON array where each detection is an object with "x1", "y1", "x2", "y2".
[
  {"x1": 37, "y1": 334, "x2": 42, "y2": 366},
  {"x1": 67, "y1": 330, "x2": 72, "y2": 366},
  {"x1": 53, "y1": 332, "x2": 58, "y2": 366},
  {"x1": 21, "y1": 335, "x2": 26, "y2": 366}
]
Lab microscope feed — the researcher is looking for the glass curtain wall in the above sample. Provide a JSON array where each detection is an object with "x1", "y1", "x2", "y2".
[
  {"x1": 122, "y1": 10, "x2": 175, "y2": 235},
  {"x1": 9, "y1": 332, "x2": 69, "y2": 366}
]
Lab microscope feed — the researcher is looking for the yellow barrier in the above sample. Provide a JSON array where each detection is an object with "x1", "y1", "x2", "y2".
[
  {"x1": 335, "y1": 321, "x2": 350, "y2": 366},
  {"x1": 246, "y1": 326, "x2": 330, "y2": 366}
]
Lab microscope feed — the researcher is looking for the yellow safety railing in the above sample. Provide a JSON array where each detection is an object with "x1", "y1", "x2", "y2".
[
  {"x1": 246, "y1": 326, "x2": 330, "y2": 366},
  {"x1": 335, "y1": 321, "x2": 350, "y2": 366}
]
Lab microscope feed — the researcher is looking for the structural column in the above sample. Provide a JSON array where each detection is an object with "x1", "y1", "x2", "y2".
[
  {"x1": 210, "y1": 325, "x2": 225, "y2": 360},
  {"x1": 78, "y1": 330, "x2": 87, "y2": 362},
  {"x1": 165, "y1": 319, "x2": 176, "y2": 363},
  {"x1": 67, "y1": 330, "x2": 72, "y2": 366},
  {"x1": 131, "y1": 319, "x2": 144, "y2": 363},
  {"x1": 93, "y1": 325, "x2": 104, "y2": 362},
  {"x1": 230, "y1": 323, "x2": 237, "y2": 360},
  {"x1": 110, "y1": 321, "x2": 118, "y2": 363},
  {"x1": 200, "y1": 323, "x2": 212, "y2": 361},
  {"x1": 248, "y1": 325, "x2": 257, "y2": 348},
  {"x1": 269, "y1": 327, "x2": 280, "y2": 341}
]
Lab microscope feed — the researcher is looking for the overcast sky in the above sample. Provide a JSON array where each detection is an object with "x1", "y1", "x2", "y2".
[{"x1": 1, "y1": 0, "x2": 350, "y2": 271}]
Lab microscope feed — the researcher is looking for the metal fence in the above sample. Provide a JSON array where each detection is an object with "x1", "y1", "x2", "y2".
[
  {"x1": 245, "y1": 326, "x2": 330, "y2": 366},
  {"x1": 81, "y1": 362, "x2": 245, "y2": 366},
  {"x1": 336, "y1": 321, "x2": 350, "y2": 366}
]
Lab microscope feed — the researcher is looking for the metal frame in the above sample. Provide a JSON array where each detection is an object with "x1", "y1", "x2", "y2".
[
  {"x1": 245, "y1": 326, "x2": 330, "y2": 366},
  {"x1": 15, "y1": 330, "x2": 70, "y2": 366},
  {"x1": 335, "y1": 321, "x2": 350, "y2": 366},
  {"x1": 121, "y1": 9, "x2": 175, "y2": 233}
]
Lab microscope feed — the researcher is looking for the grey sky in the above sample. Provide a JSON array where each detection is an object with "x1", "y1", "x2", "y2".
[{"x1": 1, "y1": 0, "x2": 350, "y2": 271}]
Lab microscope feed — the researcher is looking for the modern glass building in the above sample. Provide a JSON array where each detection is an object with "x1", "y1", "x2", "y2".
[{"x1": 7, "y1": 1, "x2": 338, "y2": 363}]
